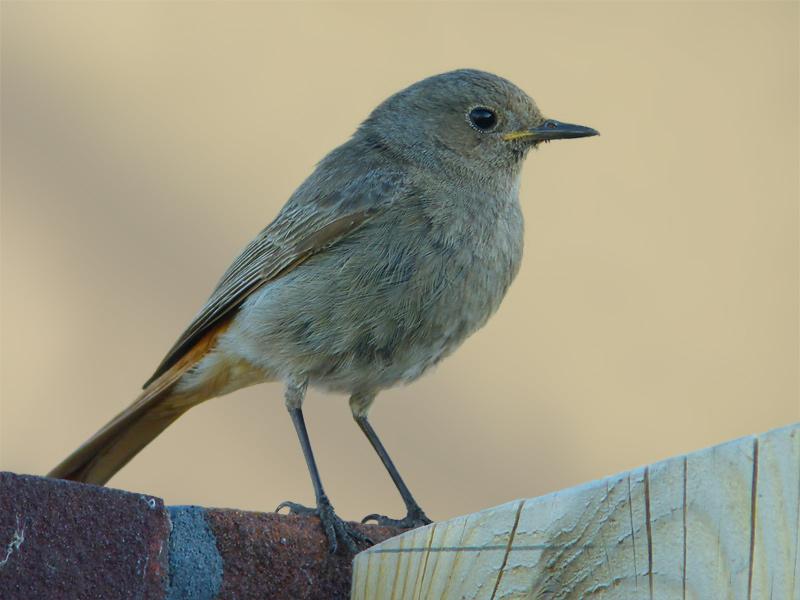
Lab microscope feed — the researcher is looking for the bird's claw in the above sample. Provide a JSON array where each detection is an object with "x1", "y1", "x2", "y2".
[
  {"x1": 361, "y1": 507, "x2": 433, "y2": 529},
  {"x1": 275, "y1": 500, "x2": 317, "y2": 516},
  {"x1": 276, "y1": 498, "x2": 373, "y2": 554}
]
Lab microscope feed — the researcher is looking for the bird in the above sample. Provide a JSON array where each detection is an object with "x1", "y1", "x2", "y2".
[{"x1": 48, "y1": 69, "x2": 598, "y2": 553}]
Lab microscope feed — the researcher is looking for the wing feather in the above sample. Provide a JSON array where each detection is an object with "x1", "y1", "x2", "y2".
[{"x1": 143, "y1": 169, "x2": 407, "y2": 388}]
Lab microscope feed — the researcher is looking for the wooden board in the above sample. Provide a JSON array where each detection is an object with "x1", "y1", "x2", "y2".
[{"x1": 351, "y1": 423, "x2": 800, "y2": 599}]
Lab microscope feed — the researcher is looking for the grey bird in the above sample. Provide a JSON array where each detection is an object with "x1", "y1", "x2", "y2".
[{"x1": 48, "y1": 69, "x2": 598, "y2": 553}]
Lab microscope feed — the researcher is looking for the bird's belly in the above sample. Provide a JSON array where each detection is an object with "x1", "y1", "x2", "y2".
[{"x1": 227, "y1": 211, "x2": 523, "y2": 395}]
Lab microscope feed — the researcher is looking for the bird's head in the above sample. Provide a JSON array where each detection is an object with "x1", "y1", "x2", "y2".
[{"x1": 360, "y1": 69, "x2": 598, "y2": 180}]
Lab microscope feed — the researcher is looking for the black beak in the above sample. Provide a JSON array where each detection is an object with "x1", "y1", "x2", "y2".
[{"x1": 524, "y1": 119, "x2": 599, "y2": 142}]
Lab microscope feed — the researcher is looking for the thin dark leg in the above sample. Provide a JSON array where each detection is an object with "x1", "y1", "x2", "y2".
[
  {"x1": 277, "y1": 407, "x2": 372, "y2": 553},
  {"x1": 288, "y1": 407, "x2": 327, "y2": 505},
  {"x1": 355, "y1": 415, "x2": 432, "y2": 528}
]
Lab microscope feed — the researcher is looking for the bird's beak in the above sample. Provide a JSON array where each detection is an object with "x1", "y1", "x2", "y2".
[{"x1": 503, "y1": 119, "x2": 599, "y2": 143}]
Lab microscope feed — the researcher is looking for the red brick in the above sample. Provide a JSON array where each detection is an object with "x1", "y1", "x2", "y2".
[
  {"x1": 0, "y1": 472, "x2": 169, "y2": 599},
  {"x1": 1, "y1": 472, "x2": 407, "y2": 599},
  {"x1": 206, "y1": 509, "x2": 402, "y2": 600}
]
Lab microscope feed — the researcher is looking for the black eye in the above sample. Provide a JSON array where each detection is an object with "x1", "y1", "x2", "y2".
[{"x1": 468, "y1": 107, "x2": 497, "y2": 131}]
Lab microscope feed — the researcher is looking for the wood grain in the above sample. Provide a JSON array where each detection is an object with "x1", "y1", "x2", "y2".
[{"x1": 351, "y1": 423, "x2": 799, "y2": 599}]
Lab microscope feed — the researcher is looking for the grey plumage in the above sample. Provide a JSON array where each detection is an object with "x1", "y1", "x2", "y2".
[{"x1": 49, "y1": 68, "x2": 597, "y2": 553}]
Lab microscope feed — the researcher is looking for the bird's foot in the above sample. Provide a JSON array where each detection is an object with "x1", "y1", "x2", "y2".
[
  {"x1": 276, "y1": 497, "x2": 373, "y2": 554},
  {"x1": 361, "y1": 506, "x2": 433, "y2": 529}
]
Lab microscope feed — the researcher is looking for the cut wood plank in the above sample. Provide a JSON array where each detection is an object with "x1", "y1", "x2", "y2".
[{"x1": 351, "y1": 423, "x2": 800, "y2": 600}]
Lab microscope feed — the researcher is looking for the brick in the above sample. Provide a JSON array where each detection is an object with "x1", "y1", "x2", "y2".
[
  {"x1": 1, "y1": 473, "x2": 407, "y2": 599},
  {"x1": 0, "y1": 472, "x2": 169, "y2": 599},
  {"x1": 206, "y1": 509, "x2": 401, "y2": 600}
]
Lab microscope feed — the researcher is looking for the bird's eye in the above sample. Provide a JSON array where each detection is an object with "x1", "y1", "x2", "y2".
[
  {"x1": 468, "y1": 107, "x2": 497, "y2": 131},
  {"x1": 544, "y1": 120, "x2": 558, "y2": 129}
]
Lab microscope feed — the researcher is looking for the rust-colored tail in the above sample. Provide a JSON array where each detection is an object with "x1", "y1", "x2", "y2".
[
  {"x1": 47, "y1": 379, "x2": 202, "y2": 485},
  {"x1": 48, "y1": 322, "x2": 235, "y2": 485}
]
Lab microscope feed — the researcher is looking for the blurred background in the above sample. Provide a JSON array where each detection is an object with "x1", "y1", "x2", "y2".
[{"x1": 2, "y1": 2, "x2": 797, "y2": 521}]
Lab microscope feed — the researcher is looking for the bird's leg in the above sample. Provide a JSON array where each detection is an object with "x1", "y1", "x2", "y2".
[
  {"x1": 351, "y1": 393, "x2": 433, "y2": 529},
  {"x1": 276, "y1": 380, "x2": 372, "y2": 554}
]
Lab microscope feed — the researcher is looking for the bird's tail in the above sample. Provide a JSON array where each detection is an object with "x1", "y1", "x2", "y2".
[
  {"x1": 47, "y1": 376, "x2": 206, "y2": 486},
  {"x1": 48, "y1": 321, "x2": 247, "y2": 485}
]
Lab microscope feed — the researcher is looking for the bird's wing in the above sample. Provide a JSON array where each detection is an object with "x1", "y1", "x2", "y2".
[{"x1": 143, "y1": 169, "x2": 408, "y2": 388}]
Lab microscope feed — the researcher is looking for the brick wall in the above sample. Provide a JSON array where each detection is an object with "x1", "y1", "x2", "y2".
[{"x1": 0, "y1": 472, "x2": 401, "y2": 599}]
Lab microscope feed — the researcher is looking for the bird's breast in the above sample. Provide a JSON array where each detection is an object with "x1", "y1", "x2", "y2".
[
  {"x1": 412, "y1": 193, "x2": 525, "y2": 345},
  {"x1": 230, "y1": 189, "x2": 525, "y2": 394}
]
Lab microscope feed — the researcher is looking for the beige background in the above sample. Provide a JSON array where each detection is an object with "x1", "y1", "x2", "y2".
[{"x1": 2, "y1": 2, "x2": 797, "y2": 522}]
